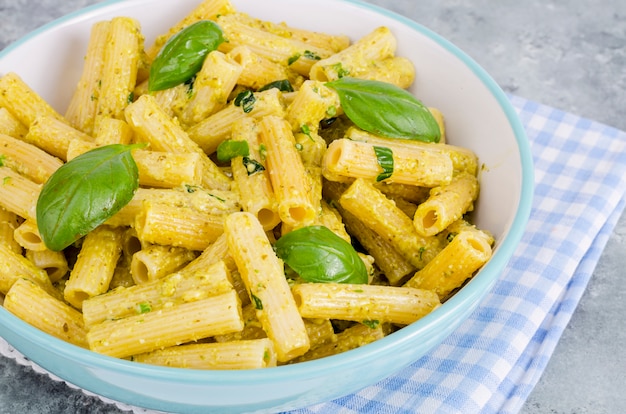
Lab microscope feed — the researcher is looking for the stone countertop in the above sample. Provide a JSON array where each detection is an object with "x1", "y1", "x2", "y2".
[{"x1": 1, "y1": 1, "x2": 625, "y2": 413}]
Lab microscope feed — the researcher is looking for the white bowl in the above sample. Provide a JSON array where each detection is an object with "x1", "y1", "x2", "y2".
[{"x1": 0, "y1": 0, "x2": 533, "y2": 412}]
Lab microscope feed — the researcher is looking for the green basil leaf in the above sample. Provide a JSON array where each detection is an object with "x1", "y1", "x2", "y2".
[
  {"x1": 216, "y1": 139, "x2": 250, "y2": 162},
  {"x1": 149, "y1": 20, "x2": 225, "y2": 92},
  {"x1": 234, "y1": 90, "x2": 256, "y2": 113},
  {"x1": 242, "y1": 157, "x2": 265, "y2": 175},
  {"x1": 274, "y1": 225, "x2": 368, "y2": 284},
  {"x1": 258, "y1": 79, "x2": 294, "y2": 93},
  {"x1": 326, "y1": 77, "x2": 441, "y2": 142},
  {"x1": 36, "y1": 144, "x2": 142, "y2": 251},
  {"x1": 373, "y1": 146, "x2": 394, "y2": 181}
]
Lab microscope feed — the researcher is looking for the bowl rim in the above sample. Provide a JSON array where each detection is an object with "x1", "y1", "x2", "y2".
[{"x1": 0, "y1": 0, "x2": 534, "y2": 389}]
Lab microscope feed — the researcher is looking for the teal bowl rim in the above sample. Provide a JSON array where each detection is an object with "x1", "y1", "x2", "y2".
[{"x1": 0, "y1": 0, "x2": 534, "y2": 403}]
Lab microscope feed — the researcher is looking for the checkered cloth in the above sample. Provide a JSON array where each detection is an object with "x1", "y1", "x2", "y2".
[{"x1": 2, "y1": 95, "x2": 626, "y2": 413}]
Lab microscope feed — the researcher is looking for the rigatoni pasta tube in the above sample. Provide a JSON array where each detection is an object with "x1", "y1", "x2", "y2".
[
  {"x1": 230, "y1": 118, "x2": 281, "y2": 231},
  {"x1": 64, "y1": 225, "x2": 124, "y2": 309},
  {"x1": 0, "y1": 243, "x2": 56, "y2": 296},
  {"x1": 94, "y1": 17, "x2": 142, "y2": 130},
  {"x1": 13, "y1": 219, "x2": 46, "y2": 252},
  {"x1": 134, "y1": 201, "x2": 224, "y2": 251},
  {"x1": 25, "y1": 115, "x2": 94, "y2": 161},
  {"x1": 4, "y1": 278, "x2": 88, "y2": 348},
  {"x1": 0, "y1": 206, "x2": 21, "y2": 254},
  {"x1": 65, "y1": 20, "x2": 110, "y2": 136},
  {"x1": 82, "y1": 260, "x2": 234, "y2": 327},
  {"x1": 404, "y1": 229, "x2": 493, "y2": 299},
  {"x1": 346, "y1": 127, "x2": 477, "y2": 176},
  {"x1": 124, "y1": 94, "x2": 231, "y2": 191},
  {"x1": 339, "y1": 179, "x2": 442, "y2": 269},
  {"x1": 0, "y1": 133, "x2": 63, "y2": 184},
  {"x1": 180, "y1": 50, "x2": 242, "y2": 126},
  {"x1": 132, "y1": 338, "x2": 277, "y2": 370},
  {"x1": 0, "y1": 72, "x2": 66, "y2": 127},
  {"x1": 0, "y1": 166, "x2": 40, "y2": 222},
  {"x1": 258, "y1": 115, "x2": 317, "y2": 227},
  {"x1": 323, "y1": 138, "x2": 453, "y2": 187},
  {"x1": 130, "y1": 244, "x2": 197, "y2": 284},
  {"x1": 87, "y1": 290, "x2": 243, "y2": 358},
  {"x1": 227, "y1": 46, "x2": 290, "y2": 90},
  {"x1": 292, "y1": 283, "x2": 440, "y2": 325},
  {"x1": 224, "y1": 212, "x2": 310, "y2": 362},
  {"x1": 25, "y1": 249, "x2": 69, "y2": 283},
  {"x1": 413, "y1": 173, "x2": 479, "y2": 237},
  {"x1": 309, "y1": 26, "x2": 398, "y2": 82},
  {"x1": 0, "y1": 107, "x2": 28, "y2": 140}
]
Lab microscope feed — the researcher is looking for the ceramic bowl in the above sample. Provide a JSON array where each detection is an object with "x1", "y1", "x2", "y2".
[{"x1": 0, "y1": 0, "x2": 533, "y2": 412}]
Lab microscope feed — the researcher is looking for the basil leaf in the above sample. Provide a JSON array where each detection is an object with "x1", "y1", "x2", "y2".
[
  {"x1": 274, "y1": 225, "x2": 368, "y2": 284},
  {"x1": 37, "y1": 144, "x2": 142, "y2": 251},
  {"x1": 326, "y1": 77, "x2": 441, "y2": 142},
  {"x1": 258, "y1": 79, "x2": 294, "y2": 93},
  {"x1": 149, "y1": 20, "x2": 225, "y2": 92},
  {"x1": 216, "y1": 140, "x2": 250, "y2": 162},
  {"x1": 373, "y1": 146, "x2": 394, "y2": 181},
  {"x1": 234, "y1": 90, "x2": 256, "y2": 113},
  {"x1": 242, "y1": 157, "x2": 265, "y2": 175}
]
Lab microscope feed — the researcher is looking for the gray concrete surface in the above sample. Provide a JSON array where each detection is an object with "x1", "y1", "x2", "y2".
[{"x1": 1, "y1": 0, "x2": 625, "y2": 413}]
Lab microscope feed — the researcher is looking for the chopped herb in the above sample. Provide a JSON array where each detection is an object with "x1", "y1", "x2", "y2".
[
  {"x1": 137, "y1": 302, "x2": 152, "y2": 314},
  {"x1": 294, "y1": 143, "x2": 304, "y2": 151},
  {"x1": 185, "y1": 184, "x2": 199, "y2": 193},
  {"x1": 242, "y1": 157, "x2": 265, "y2": 175},
  {"x1": 216, "y1": 139, "x2": 250, "y2": 162},
  {"x1": 330, "y1": 62, "x2": 350, "y2": 78},
  {"x1": 0, "y1": 154, "x2": 5, "y2": 166},
  {"x1": 287, "y1": 53, "x2": 301, "y2": 65},
  {"x1": 373, "y1": 146, "x2": 394, "y2": 181},
  {"x1": 259, "y1": 144, "x2": 268, "y2": 161},
  {"x1": 127, "y1": 92, "x2": 134, "y2": 104},
  {"x1": 258, "y1": 79, "x2": 294, "y2": 93},
  {"x1": 447, "y1": 232, "x2": 458, "y2": 242},
  {"x1": 234, "y1": 90, "x2": 256, "y2": 113},
  {"x1": 208, "y1": 193, "x2": 226, "y2": 202},
  {"x1": 326, "y1": 105, "x2": 337, "y2": 118},
  {"x1": 418, "y1": 246, "x2": 426, "y2": 261},
  {"x1": 362, "y1": 320, "x2": 380, "y2": 329},
  {"x1": 300, "y1": 124, "x2": 314, "y2": 141},
  {"x1": 303, "y1": 50, "x2": 321, "y2": 61},
  {"x1": 251, "y1": 293, "x2": 263, "y2": 310}
]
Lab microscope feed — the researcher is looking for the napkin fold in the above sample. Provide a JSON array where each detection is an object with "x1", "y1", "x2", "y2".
[{"x1": 2, "y1": 95, "x2": 626, "y2": 414}]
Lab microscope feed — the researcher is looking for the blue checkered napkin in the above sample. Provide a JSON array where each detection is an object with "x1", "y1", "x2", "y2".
[{"x1": 289, "y1": 95, "x2": 626, "y2": 414}]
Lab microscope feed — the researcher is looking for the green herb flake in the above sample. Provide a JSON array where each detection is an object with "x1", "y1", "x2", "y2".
[
  {"x1": 259, "y1": 144, "x2": 268, "y2": 161},
  {"x1": 294, "y1": 143, "x2": 304, "y2": 151},
  {"x1": 258, "y1": 79, "x2": 294, "y2": 93},
  {"x1": 447, "y1": 232, "x2": 458, "y2": 243},
  {"x1": 185, "y1": 184, "x2": 199, "y2": 193},
  {"x1": 208, "y1": 193, "x2": 226, "y2": 202},
  {"x1": 127, "y1": 92, "x2": 134, "y2": 104},
  {"x1": 251, "y1": 293, "x2": 263, "y2": 310},
  {"x1": 303, "y1": 50, "x2": 321, "y2": 61},
  {"x1": 243, "y1": 157, "x2": 265, "y2": 175},
  {"x1": 234, "y1": 90, "x2": 256, "y2": 113},
  {"x1": 330, "y1": 63, "x2": 350, "y2": 78},
  {"x1": 0, "y1": 154, "x2": 5, "y2": 167},
  {"x1": 287, "y1": 53, "x2": 301, "y2": 66},
  {"x1": 2, "y1": 176, "x2": 10, "y2": 185},
  {"x1": 216, "y1": 139, "x2": 250, "y2": 162},
  {"x1": 137, "y1": 302, "x2": 152, "y2": 314},
  {"x1": 373, "y1": 146, "x2": 394, "y2": 182},
  {"x1": 36, "y1": 144, "x2": 144, "y2": 251},
  {"x1": 362, "y1": 320, "x2": 380, "y2": 329}
]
